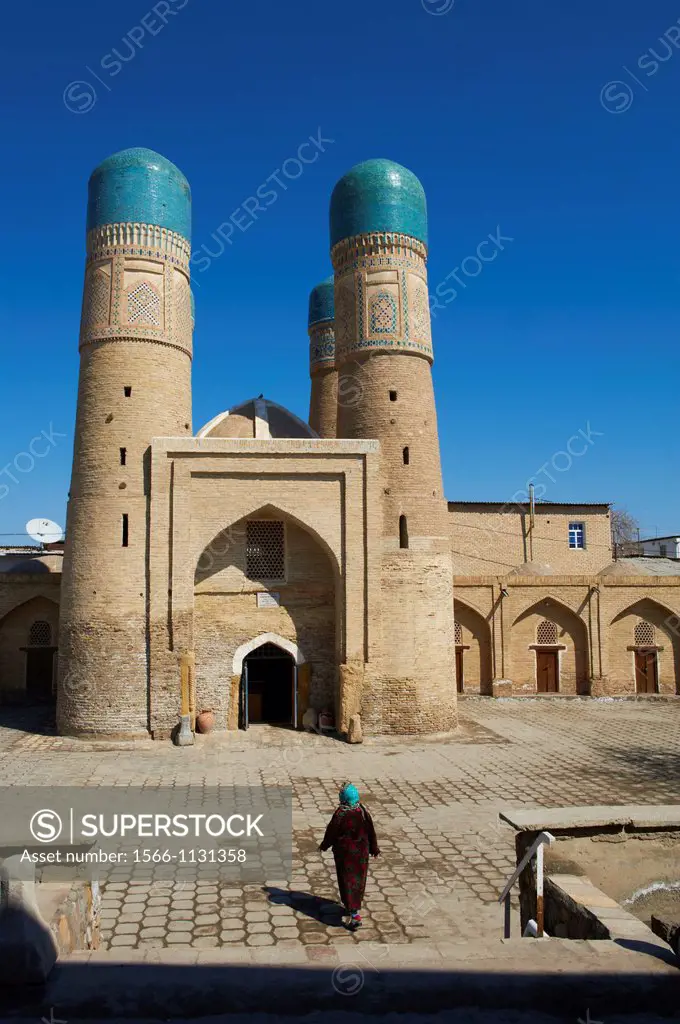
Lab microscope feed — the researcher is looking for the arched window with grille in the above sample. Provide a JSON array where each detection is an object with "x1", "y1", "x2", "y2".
[
  {"x1": 536, "y1": 619, "x2": 558, "y2": 646},
  {"x1": 634, "y1": 621, "x2": 655, "y2": 647},
  {"x1": 28, "y1": 621, "x2": 51, "y2": 646}
]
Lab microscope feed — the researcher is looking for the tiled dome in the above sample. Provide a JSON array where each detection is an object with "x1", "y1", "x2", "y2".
[
  {"x1": 330, "y1": 159, "x2": 427, "y2": 248},
  {"x1": 87, "y1": 147, "x2": 191, "y2": 239},
  {"x1": 308, "y1": 276, "x2": 335, "y2": 327}
]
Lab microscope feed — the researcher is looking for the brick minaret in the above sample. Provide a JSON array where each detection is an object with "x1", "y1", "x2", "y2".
[
  {"x1": 330, "y1": 159, "x2": 457, "y2": 733},
  {"x1": 57, "y1": 148, "x2": 193, "y2": 737},
  {"x1": 308, "y1": 276, "x2": 337, "y2": 437}
]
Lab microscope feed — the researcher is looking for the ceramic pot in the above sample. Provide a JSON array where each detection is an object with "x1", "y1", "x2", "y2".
[{"x1": 196, "y1": 710, "x2": 215, "y2": 734}]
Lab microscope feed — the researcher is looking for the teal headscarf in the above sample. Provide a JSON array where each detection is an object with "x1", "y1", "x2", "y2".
[{"x1": 339, "y1": 783, "x2": 360, "y2": 808}]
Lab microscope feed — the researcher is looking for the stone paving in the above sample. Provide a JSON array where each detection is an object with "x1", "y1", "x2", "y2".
[{"x1": 0, "y1": 697, "x2": 678, "y2": 955}]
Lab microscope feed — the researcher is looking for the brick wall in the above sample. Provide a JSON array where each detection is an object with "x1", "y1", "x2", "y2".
[{"x1": 449, "y1": 506, "x2": 612, "y2": 576}]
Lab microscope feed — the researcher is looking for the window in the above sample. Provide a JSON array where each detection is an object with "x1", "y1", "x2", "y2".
[
  {"x1": 399, "y1": 514, "x2": 409, "y2": 549},
  {"x1": 634, "y1": 621, "x2": 655, "y2": 646},
  {"x1": 124, "y1": 386, "x2": 132, "y2": 397},
  {"x1": 536, "y1": 620, "x2": 558, "y2": 645},
  {"x1": 568, "y1": 522, "x2": 585, "y2": 549},
  {"x1": 403, "y1": 446, "x2": 410, "y2": 465},
  {"x1": 246, "y1": 520, "x2": 285, "y2": 580},
  {"x1": 122, "y1": 514, "x2": 129, "y2": 547},
  {"x1": 454, "y1": 621, "x2": 463, "y2": 645},
  {"x1": 28, "y1": 621, "x2": 51, "y2": 646},
  {"x1": 120, "y1": 447, "x2": 127, "y2": 466},
  {"x1": 389, "y1": 390, "x2": 398, "y2": 402}
]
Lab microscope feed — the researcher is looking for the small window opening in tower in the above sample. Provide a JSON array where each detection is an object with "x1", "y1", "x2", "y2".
[
  {"x1": 122, "y1": 514, "x2": 129, "y2": 547},
  {"x1": 120, "y1": 447, "x2": 127, "y2": 466},
  {"x1": 403, "y1": 446, "x2": 410, "y2": 465},
  {"x1": 399, "y1": 514, "x2": 409, "y2": 549},
  {"x1": 124, "y1": 386, "x2": 132, "y2": 397},
  {"x1": 389, "y1": 390, "x2": 398, "y2": 402}
]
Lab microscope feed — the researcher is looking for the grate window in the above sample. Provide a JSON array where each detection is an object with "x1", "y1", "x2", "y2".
[
  {"x1": 246, "y1": 521, "x2": 285, "y2": 580},
  {"x1": 536, "y1": 619, "x2": 558, "y2": 645},
  {"x1": 634, "y1": 621, "x2": 655, "y2": 646},
  {"x1": 454, "y1": 621, "x2": 463, "y2": 645},
  {"x1": 28, "y1": 621, "x2": 51, "y2": 646}
]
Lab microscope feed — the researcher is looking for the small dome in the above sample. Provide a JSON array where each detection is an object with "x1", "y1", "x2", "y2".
[
  {"x1": 508, "y1": 562, "x2": 554, "y2": 577},
  {"x1": 197, "y1": 398, "x2": 318, "y2": 440},
  {"x1": 308, "y1": 276, "x2": 335, "y2": 327},
  {"x1": 330, "y1": 159, "x2": 427, "y2": 248},
  {"x1": 87, "y1": 147, "x2": 191, "y2": 239},
  {"x1": 599, "y1": 560, "x2": 644, "y2": 577}
]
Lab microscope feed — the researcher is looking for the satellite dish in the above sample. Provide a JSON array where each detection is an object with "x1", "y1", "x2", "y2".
[{"x1": 26, "y1": 518, "x2": 64, "y2": 545}]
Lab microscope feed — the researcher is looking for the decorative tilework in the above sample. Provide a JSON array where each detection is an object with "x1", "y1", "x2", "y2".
[
  {"x1": 333, "y1": 231, "x2": 433, "y2": 363},
  {"x1": 82, "y1": 266, "x2": 110, "y2": 330},
  {"x1": 369, "y1": 292, "x2": 398, "y2": 334},
  {"x1": 127, "y1": 281, "x2": 162, "y2": 326},
  {"x1": 410, "y1": 276, "x2": 432, "y2": 346},
  {"x1": 173, "y1": 272, "x2": 192, "y2": 350},
  {"x1": 79, "y1": 221, "x2": 193, "y2": 357},
  {"x1": 309, "y1": 325, "x2": 336, "y2": 371}
]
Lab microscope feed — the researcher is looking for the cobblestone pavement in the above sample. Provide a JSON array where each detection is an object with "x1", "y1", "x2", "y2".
[{"x1": 0, "y1": 698, "x2": 678, "y2": 954}]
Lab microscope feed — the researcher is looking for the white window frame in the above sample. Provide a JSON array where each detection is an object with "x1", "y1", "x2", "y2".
[{"x1": 568, "y1": 521, "x2": 585, "y2": 550}]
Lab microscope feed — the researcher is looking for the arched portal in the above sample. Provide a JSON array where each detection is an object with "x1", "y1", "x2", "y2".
[
  {"x1": 453, "y1": 601, "x2": 493, "y2": 695},
  {"x1": 511, "y1": 597, "x2": 589, "y2": 695},
  {"x1": 240, "y1": 641, "x2": 296, "y2": 728},
  {"x1": 0, "y1": 596, "x2": 59, "y2": 705},
  {"x1": 610, "y1": 599, "x2": 680, "y2": 695},
  {"x1": 193, "y1": 507, "x2": 336, "y2": 731}
]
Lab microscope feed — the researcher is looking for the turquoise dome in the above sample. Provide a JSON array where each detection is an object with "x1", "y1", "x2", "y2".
[
  {"x1": 330, "y1": 159, "x2": 427, "y2": 247},
  {"x1": 308, "y1": 276, "x2": 335, "y2": 327},
  {"x1": 87, "y1": 147, "x2": 191, "y2": 240}
]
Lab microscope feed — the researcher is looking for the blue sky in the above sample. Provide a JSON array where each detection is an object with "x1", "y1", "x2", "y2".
[{"x1": 1, "y1": 0, "x2": 679, "y2": 543}]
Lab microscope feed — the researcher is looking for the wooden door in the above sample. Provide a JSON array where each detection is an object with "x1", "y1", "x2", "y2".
[
  {"x1": 455, "y1": 649, "x2": 464, "y2": 693},
  {"x1": 536, "y1": 650, "x2": 558, "y2": 693},
  {"x1": 635, "y1": 651, "x2": 658, "y2": 694},
  {"x1": 25, "y1": 649, "x2": 54, "y2": 703}
]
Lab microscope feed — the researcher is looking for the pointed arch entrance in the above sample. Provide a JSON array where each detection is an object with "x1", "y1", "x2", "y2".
[
  {"x1": 233, "y1": 634, "x2": 306, "y2": 730},
  {"x1": 511, "y1": 598, "x2": 589, "y2": 695}
]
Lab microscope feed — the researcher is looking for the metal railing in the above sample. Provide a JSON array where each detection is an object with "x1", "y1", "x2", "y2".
[{"x1": 498, "y1": 830, "x2": 554, "y2": 938}]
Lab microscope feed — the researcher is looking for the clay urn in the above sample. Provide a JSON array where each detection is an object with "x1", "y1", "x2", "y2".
[{"x1": 196, "y1": 709, "x2": 215, "y2": 734}]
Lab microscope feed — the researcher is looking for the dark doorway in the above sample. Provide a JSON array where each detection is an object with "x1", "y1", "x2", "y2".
[
  {"x1": 455, "y1": 648, "x2": 464, "y2": 693},
  {"x1": 24, "y1": 648, "x2": 56, "y2": 703},
  {"x1": 635, "y1": 650, "x2": 658, "y2": 694},
  {"x1": 536, "y1": 650, "x2": 559, "y2": 693},
  {"x1": 241, "y1": 643, "x2": 295, "y2": 727}
]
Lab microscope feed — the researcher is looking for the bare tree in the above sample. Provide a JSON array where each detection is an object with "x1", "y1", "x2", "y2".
[{"x1": 611, "y1": 508, "x2": 640, "y2": 558}]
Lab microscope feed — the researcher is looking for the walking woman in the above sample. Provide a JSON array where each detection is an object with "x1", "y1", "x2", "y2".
[{"x1": 319, "y1": 783, "x2": 380, "y2": 929}]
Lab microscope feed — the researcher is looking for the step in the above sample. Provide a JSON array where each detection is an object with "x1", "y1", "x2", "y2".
[{"x1": 0, "y1": 938, "x2": 677, "y2": 1019}]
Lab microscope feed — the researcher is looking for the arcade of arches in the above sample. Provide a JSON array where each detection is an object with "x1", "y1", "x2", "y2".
[
  {"x1": 454, "y1": 581, "x2": 680, "y2": 697},
  {"x1": 2, "y1": 570, "x2": 679, "y2": 715}
]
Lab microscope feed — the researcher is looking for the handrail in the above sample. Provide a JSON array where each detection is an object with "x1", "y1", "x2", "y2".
[{"x1": 498, "y1": 830, "x2": 554, "y2": 938}]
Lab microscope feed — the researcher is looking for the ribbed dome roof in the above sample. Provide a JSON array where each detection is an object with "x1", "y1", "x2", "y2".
[
  {"x1": 308, "y1": 276, "x2": 335, "y2": 327},
  {"x1": 330, "y1": 159, "x2": 427, "y2": 248},
  {"x1": 87, "y1": 147, "x2": 191, "y2": 239},
  {"x1": 197, "y1": 398, "x2": 318, "y2": 440}
]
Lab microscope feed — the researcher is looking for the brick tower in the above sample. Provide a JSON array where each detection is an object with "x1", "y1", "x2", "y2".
[
  {"x1": 308, "y1": 276, "x2": 337, "y2": 437},
  {"x1": 57, "y1": 148, "x2": 193, "y2": 737},
  {"x1": 330, "y1": 159, "x2": 457, "y2": 733}
]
